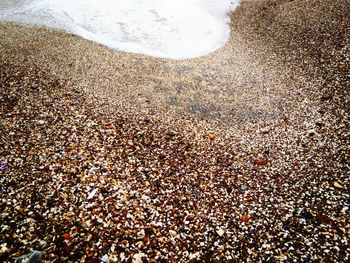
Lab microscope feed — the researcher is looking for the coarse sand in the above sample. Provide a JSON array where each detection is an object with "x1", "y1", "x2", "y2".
[{"x1": 0, "y1": 0, "x2": 349, "y2": 262}]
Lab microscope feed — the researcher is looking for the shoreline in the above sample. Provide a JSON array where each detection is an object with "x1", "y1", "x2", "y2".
[{"x1": 1, "y1": 0, "x2": 349, "y2": 262}]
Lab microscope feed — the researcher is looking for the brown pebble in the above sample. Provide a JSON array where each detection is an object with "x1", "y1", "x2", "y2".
[
  {"x1": 253, "y1": 159, "x2": 268, "y2": 165},
  {"x1": 186, "y1": 215, "x2": 195, "y2": 221},
  {"x1": 316, "y1": 213, "x2": 332, "y2": 224},
  {"x1": 240, "y1": 215, "x2": 250, "y2": 223},
  {"x1": 208, "y1": 133, "x2": 216, "y2": 141}
]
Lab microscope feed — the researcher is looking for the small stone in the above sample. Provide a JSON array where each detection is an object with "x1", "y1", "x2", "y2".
[
  {"x1": 216, "y1": 229, "x2": 225, "y2": 236},
  {"x1": 87, "y1": 188, "x2": 98, "y2": 199},
  {"x1": 0, "y1": 161, "x2": 8, "y2": 171},
  {"x1": 141, "y1": 194, "x2": 151, "y2": 202},
  {"x1": 104, "y1": 122, "x2": 114, "y2": 129},
  {"x1": 321, "y1": 94, "x2": 332, "y2": 101},
  {"x1": 240, "y1": 215, "x2": 250, "y2": 223},
  {"x1": 13, "y1": 250, "x2": 42, "y2": 262},
  {"x1": 151, "y1": 221, "x2": 163, "y2": 227},
  {"x1": 135, "y1": 229, "x2": 145, "y2": 240},
  {"x1": 167, "y1": 131, "x2": 177, "y2": 136},
  {"x1": 316, "y1": 213, "x2": 332, "y2": 224},
  {"x1": 61, "y1": 233, "x2": 71, "y2": 240},
  {"x1": 260, "y1": 127, "x2": 270, "y2": 134},
  {"x1": 151, "y1": 239, "x2": 157, "y2": 248},
  {"x1": 122, "y1": 210, "x2": 127, "y2": 217},
  {"x1": 333, "y1": 182, "x2": 344, "y2": 189},
  {"x1": 133, "y1": 253, "x2": 146, "y2": 263},
  {"x1": 143, "y1": 117, "x2": 152, "y2": 123},
  {"x1": 0, "y1": 243, "x2": 8, "y2": 254},
  {"x1": 186, "y1": 215, "x2": 194, "y2": 221},
  {"x1": 101, "y1": 254, "x2": 109, "y2": 263},
  {"x1": 253, "y1": 159, "x2": 268, "y2": 165},
  {"x1": 208, "y1": 133, "x2": 216, "y2": 141},
  {"x1": 74, "y1": 86, "x2": 83, "y2": 93},
  {"x1": 240, "y1": 185, "x2": 248, "y2": 191}
]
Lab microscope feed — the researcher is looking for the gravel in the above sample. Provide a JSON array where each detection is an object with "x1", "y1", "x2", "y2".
[{"x1": 1, "y1": 0, "x2": 349, "y2": 262}]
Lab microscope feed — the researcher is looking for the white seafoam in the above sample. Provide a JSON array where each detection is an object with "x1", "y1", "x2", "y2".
[{"x1": 0, "y1": 0, "x2": 240, "y2": 59}]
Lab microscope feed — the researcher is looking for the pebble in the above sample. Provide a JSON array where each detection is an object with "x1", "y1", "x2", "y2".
[
  {"x1": 87, "y1": 188, "x2": 98, "y2": 199},
  {"x1": 0, "y1": 161, "x2": 7, "y2": 171},
  {"x1": 253, "y1": 159, "x2": 268, "y2": 165},
  {"x1": 217, "y1": 229, "x2": 225, "y2": 237},
  {"x1": 334, "y1": 182, "x2": 344, "y2": 189},
  {"x1": 61, "y1": 233, "x2": 71, "y2": 240},
  {"x1": 209, "y1": 133, "x2": 217, "y2": 141},
  {"x1": 135, "y1": 229, "x2": 145, "y2": 240},
  {"x1": 260, "y1": 127, "x2": 270, "y2": 134},
  {"x1": 240, "y1": 215, "x2": 250, "y2": 223},
  {"x1": 240, "y1": 185, "x2": 248, "y2": 191},
  {"x1": 101, "y1": 254, "x2": 109, "y2": 263},
  {"x1": 186, "y1": 215, "x2": 195, "y2": 221}
]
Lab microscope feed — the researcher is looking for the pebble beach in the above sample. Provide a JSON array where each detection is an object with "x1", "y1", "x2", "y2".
[{"x1": 0, "y1": 0, "x2": 349, "y2": 262}]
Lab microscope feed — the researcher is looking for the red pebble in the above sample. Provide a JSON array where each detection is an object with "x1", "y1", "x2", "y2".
[
  {"x1": 240, "y1": 215, "x2": 250, "y2": 223},
  {"x1": 253, "y1": 159, "x2": 268, "y2": 166},
  {"x1": 186, "y1": 216, "x2": 195, "y2": 221},
  {"x1": 61, "y1": 233, "x2": 71, "y2": 239}
]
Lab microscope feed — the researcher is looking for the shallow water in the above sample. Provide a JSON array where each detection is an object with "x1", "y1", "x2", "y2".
[{"x1": 0, "y1": 0, "x2": 240, "y2": 59}]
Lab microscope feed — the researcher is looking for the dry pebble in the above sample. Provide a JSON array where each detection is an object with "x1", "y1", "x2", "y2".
[{"x1": 1, "y1": 0, "x2": 349, "y2": 262}]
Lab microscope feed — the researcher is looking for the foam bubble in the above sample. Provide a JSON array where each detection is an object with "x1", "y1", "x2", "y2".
[{"x1": 0, "y1": 0, "x2": 240, "y2": 59}]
